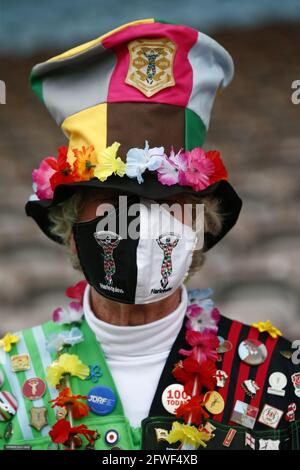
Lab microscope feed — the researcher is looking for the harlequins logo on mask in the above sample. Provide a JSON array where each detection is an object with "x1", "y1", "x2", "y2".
[
  {"x1": 152, "y1": 233, "x2": 179, "y2": 294},
  {"x1": 94, "y1": 231, "x2": 124, "y2": 294}
]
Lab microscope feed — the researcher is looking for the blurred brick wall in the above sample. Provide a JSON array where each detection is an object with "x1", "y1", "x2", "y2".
[{"x1": 0, "y1": 24, "x2": 300, "y2": 338}]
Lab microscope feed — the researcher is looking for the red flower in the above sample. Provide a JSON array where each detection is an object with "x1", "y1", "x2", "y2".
[
  {"x1": 176, "y1": 395, "x2": 210, "y2": 426},
  {"x1": 49, "y1": 419, "x2": 71, "y2": 444},
  {"x1": 173, "y1": 358, "x2": 217, "y2": 396},
  {"x1": 49, "y1": 387, "x2": 89, "y2": 420},
  {"x1": 205, "y1": 150, "x2": 228, "y2": 184},
  {"x1": 49, "y1": 419, "x2": 98, "y2": 445},
  {"x1": 65, "y1": 280, "x2": 87, "y2": 307},
  {"x1": 48, "y1": 146, "x2": 79, "y2": 190}
]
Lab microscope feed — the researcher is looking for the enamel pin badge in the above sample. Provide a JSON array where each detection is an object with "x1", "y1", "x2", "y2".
[{"x1": 29, "y1": 406, "x2": 48, "y2": 431}]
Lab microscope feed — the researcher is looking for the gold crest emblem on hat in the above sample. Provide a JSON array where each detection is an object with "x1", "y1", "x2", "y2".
[{"x1": 125, "y1": 38, "x2": 176, "y2": 97}]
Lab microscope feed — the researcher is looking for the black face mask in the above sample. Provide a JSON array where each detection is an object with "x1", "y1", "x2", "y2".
[
  {"x1": 73, "y1": 196, "x2": 140, "y2": 304},
  {"x1": 73, "y1": 196, "x2": 197, "y2": 305}
]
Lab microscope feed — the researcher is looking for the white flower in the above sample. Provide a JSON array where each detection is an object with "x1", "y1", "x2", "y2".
[
  {"x1": 52, "y1": 301, "x2": 83, "y2": 324},
  {"x1": 46, "y1": 327, "x2": 84, "y2": 353},
  {"x1": 125, "y1": 140, "x2": 166, "y2": 183}
]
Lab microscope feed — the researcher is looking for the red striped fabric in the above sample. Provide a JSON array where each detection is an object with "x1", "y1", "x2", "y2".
[
  {"x1": 214, "y1": 320, "x2": 243, "y2": 422},
  {"x1": 249, "y1": 335, "x2": 278, "y2": 409},
  {"x1": 228, "y1": 328, "x2": 260, "y2": 424}
]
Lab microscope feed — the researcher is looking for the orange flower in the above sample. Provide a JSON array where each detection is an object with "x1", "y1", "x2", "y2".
[
  {"x1": 73, "y1": 145, "x2": 97, "y2": 180},
  {"x1": 49, "y1": 387, "x2": 89, "y2": 420}
]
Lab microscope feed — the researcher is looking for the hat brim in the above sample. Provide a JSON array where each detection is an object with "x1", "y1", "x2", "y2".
[{"x1": 25, "y1": 173, "x2": 242, "y2": 252}]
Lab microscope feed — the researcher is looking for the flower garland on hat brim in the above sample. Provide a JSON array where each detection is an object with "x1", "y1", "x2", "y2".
[{"x1": 31, "y1": 140, "x2": 228, "y2": 200}]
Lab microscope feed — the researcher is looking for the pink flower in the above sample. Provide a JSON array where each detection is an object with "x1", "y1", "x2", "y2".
[
  {"x1": 32, "y1": 157, "x2": 57, "y2": 200},
  {"x1": 186, "y1": 303, "x2": 220, "y2": 333},
  {"x1": 156, "y1": 147, "x2": 187, "y2": 186},
  {"x1": 179, "y1": 330, "x2": 219, "y2": 364},
  {"x1": 52, "y1": 302, "x2": 83, "y2": 324},
  {"x1": 179, "y1": 148, "x2": 215, "y2": 191}
]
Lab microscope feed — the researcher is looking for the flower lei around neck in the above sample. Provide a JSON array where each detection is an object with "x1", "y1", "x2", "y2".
[
  {"x1": 45, "y1": 279, "x2": 101, "y2": 450},
  {"x1": 165, "y1": 288, "x2": 222, "y2": 450},
  {"x1": 31, "y1": 140, "x2": 228, "y2": 201},
  {"x1": 44, "y1": 280, "x2": 222, "y2": 450}
]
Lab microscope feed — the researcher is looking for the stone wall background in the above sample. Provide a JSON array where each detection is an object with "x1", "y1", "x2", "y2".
[{"x1": 0, "y1": 24, "x2": 300, "y2": 339}]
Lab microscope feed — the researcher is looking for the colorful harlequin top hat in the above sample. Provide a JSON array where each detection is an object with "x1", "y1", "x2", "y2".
[{"x1": 25, "y1": 18, "x2": 242, "y2": 251}]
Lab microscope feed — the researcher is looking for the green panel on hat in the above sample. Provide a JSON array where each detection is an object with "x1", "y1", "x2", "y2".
[
  {"x1": 154, "y1": 18, "x2": 181, "y2": 25},
  {"x1": 184, "y1": 108, "x2": 206, "y2": 150},
  {"x1": 30, "y1": 72, "x2": 44, "y2": 104}
]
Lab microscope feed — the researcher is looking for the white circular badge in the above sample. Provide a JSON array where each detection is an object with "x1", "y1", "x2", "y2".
[
  {"x1": 269, "y1": 372, "x2": 287, "y2": 389},
  {"x1": 161, "y1": 384, "x2": 190, "y2": 415}
]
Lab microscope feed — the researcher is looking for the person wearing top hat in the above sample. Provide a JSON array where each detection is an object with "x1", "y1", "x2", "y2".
[{"x1": 0, "y1": 18, "x2": 299, "y2": 451}]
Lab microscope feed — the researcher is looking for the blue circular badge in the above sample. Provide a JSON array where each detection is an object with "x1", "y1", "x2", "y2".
[{"x1": 88, "y1": 386, "x2": 117, "y2": 416}]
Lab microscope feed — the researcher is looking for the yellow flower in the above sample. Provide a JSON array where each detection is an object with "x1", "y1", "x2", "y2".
[
  {"x1": 46, "y1": 353, "x2": 89, "y2": 388},
  {"x1": 251, "y1": 320, "x2": 282, "y2": 339},
  {"x1": 94, "y1": 142, "x2": 126, "y2": 182},
  {"x1": 73, "y1": 145, "x2": 97, "y2": 180},
  {"x1": 166, "y1": 421, "x2": 212, "y2": 449},
  {"x1": 0, "y1": 333, "x2": 19, "y2": 352}
]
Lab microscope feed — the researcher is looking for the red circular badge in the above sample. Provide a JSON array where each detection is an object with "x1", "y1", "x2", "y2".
[{"x1": 22, "y1": 377, "x2": 46, "y2": 400}]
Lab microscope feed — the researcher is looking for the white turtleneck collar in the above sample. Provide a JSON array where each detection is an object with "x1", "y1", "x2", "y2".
[
  {"x1": 83, "y1": 284, "x2": 188, "y2": 358},
  {"x1": 83, "y1": 284, "x2": 188, "y2": 427}
]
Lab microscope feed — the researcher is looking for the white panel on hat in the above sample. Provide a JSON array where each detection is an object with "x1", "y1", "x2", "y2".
[
  {"x1": 187, "y1": 31, "x2": 234, "y2": 129},
  {"x1": 36, "y1": 43, "x2": 116, "y2": 126}
]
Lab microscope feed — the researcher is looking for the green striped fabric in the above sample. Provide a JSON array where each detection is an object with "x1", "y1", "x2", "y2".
[{"x1": 0, "y1": 319, "x2": 141, "y2": 450}]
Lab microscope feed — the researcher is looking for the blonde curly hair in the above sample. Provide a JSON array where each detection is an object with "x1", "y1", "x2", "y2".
[{"x1": 48, "y1": 189, "x2": 224, "y2": 275}]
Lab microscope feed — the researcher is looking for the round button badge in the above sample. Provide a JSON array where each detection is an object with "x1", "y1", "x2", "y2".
[
  {"x1": 238, "y1": 339, "x2": 267, "y2": 365},
  {"x1": 22, "y1": 377, "x2": 46, "y2": 400},
  {"x1": 88, "y1": 386, "x2": 117, "y2": 416},
  {"x1": 162, "y1": 384, "x2": 190, "y2": 415},
  {"x1": 218, "y1": 340, "x2": 233, "y2": 354},
  {"x1": 0, "y1": 391, "x2": 18, "y2": 422},
  {"x1": 105, "y1": 429, "x2": 119, "y2": 445},
  {"x1": 204, "y1": 391, "x2": 224, "y2": 415},
  {"x1": 269, "y1": 372, "x2": 287, "y2": 389}
]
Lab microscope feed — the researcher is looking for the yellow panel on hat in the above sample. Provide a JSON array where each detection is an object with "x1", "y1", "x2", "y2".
[
  {"x1": 62, "y1": 103, "x2": 107, "y2": 165},
  {"x1": 48, "y1": 18, "x2": 155, "y2": 62}
]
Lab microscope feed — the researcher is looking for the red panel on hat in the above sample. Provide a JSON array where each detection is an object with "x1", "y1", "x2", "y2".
[{"x1": 101, "y1": 22, "x2": 198, "y2": 106}]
